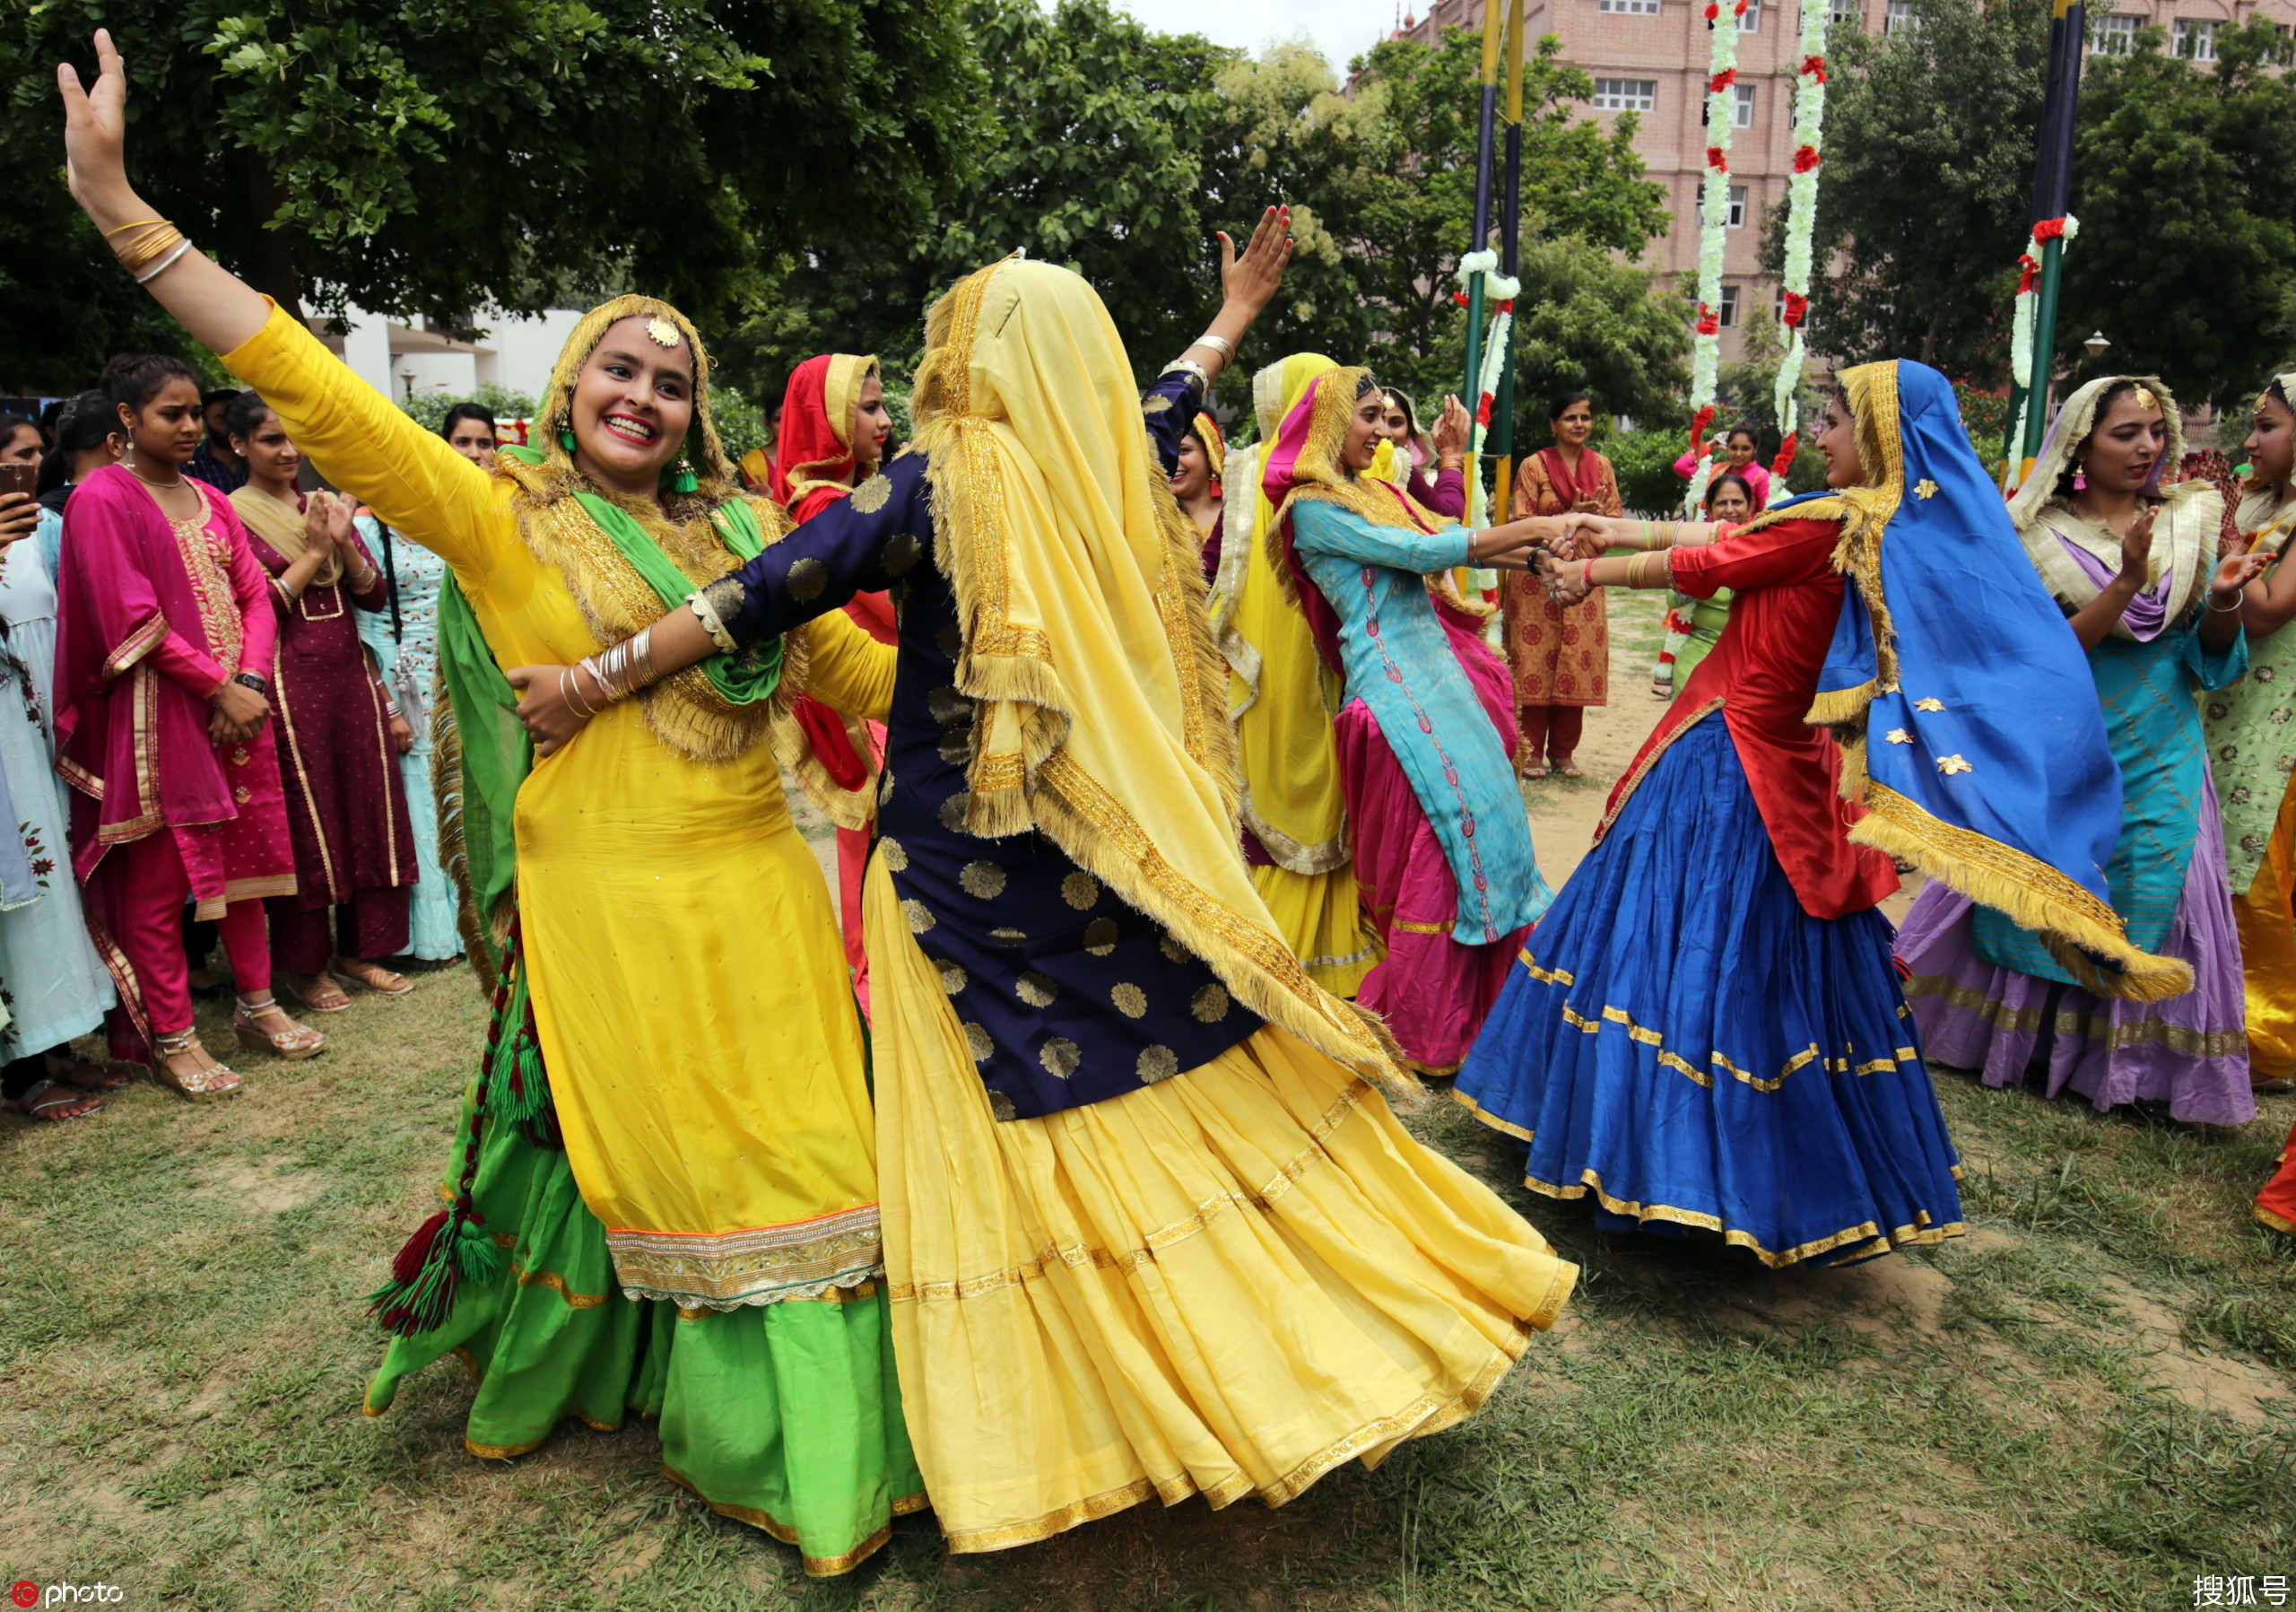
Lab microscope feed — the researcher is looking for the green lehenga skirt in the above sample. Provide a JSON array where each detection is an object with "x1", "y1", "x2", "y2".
[{"x1": 364, "y1": 1088, "x2": 926, "y2": 1575}]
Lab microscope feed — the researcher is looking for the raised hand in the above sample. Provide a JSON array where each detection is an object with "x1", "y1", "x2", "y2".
[
  {"x1": 57, "y1": 29, "x2": 130, "y2": 213},
  {"x1": 1218, "y1": 206, "x2": 1293, "y2": 320},
  {"x1": 2116, "y1": 505, "x2": 2156, "y2": 588},
  {"x1": 1432, "y1": 395, "x2": 1471, "y2": 467},
  {"x1": 2213, "y1": 548, "x2": 2271, "y2": 603}
]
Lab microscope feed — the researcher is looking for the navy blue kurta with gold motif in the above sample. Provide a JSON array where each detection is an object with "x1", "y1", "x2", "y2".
[{"x1": 701, "y1": 371, "x2": 1263, "y2": 1119}]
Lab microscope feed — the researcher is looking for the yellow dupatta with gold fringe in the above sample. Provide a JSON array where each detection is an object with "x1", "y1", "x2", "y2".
[
  {"x1": 1206, "y1": 353, "x2": 1351, "y2": 873},
  {"x1": 909, "y1": 259, "x2": 1407, "y2": 1094}
]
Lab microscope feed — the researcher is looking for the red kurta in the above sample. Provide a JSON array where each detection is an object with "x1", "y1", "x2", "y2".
[{"x1": 1602, "y1": 516, "x2": 1899, "y2": 920}]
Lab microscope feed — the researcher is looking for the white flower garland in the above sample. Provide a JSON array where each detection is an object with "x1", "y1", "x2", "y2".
[
  {"x1": 1769, "y1": 0, "x2": 1831, "y2": 466},
  {"x1": 1453, "y1": 248, "x2": 1518, "y2": 531},
  {"x1": 1683, "y1": 0, "x2": 1748, "y2": 516},
  {"x1": 2001, "y1": 215, "x2": 2080, "y2": 491}
]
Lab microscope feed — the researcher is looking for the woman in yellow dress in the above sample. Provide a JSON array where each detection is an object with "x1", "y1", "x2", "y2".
[
  {"x1": 1205, "y1": 353, "x2": 1375, "y2": 995},
  {"x1": 57, "y1": 33, "x2": 918, "y2": 1574},
  {"x1": 515, "y1": 252, "x2": 1578, "y2": 1554}
]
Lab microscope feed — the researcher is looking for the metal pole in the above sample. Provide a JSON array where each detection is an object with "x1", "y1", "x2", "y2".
[
  {"x1": 1460, "y1": 1, "x2": 1506, "y2": 408},
  {"x1": 2004, "y1": 0, "x2": 2085, "y2": 475},
  {"x1": 1492, "y1": 0, "x2": 1526, "y2": 524}
]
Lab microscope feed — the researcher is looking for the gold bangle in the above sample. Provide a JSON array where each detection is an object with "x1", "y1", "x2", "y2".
[
  {"x1": 102, "y1": 217, "x2": 165, "y2": 238},
  {"x1": 1626, "y1": 551, "x2": 1671, "y2": 588},
  {"x1": 113, "y1": 222, "x2": 183, "y2": 272}
]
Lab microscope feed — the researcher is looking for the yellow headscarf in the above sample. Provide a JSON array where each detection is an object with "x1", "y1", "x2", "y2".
[
  {"x1": 908, "y1": 260, "x2": 1406, "y2": 1094},
  {"x1": 1203, "y1": 353, "x2": 1350, "y2": 873}
]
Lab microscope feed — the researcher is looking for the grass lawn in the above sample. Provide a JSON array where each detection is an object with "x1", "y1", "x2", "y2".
[{"x1": 2, "y1": 966, "x2": 2289, "y2": 1611}]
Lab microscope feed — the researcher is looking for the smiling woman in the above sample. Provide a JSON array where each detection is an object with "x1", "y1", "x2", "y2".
[{"x1": 53, "y1": 28, "x2": 918, "y2": 1575}]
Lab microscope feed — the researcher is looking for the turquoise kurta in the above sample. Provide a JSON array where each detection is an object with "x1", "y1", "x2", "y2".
[
  {"x1": 1973, "y1": 614, "x2": 2247, "y2": 982},
  {"x1": 1289, "y1": 499, "x2": 1551, "y2": 942},
  {"x1": 355, "y1": 519, "x2": 460, "y2": 961}
]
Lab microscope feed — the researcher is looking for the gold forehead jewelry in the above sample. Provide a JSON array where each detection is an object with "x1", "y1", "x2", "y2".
[
  {"x1": 645, "y1": 316, "x2": 683, "y2": 349},
  {"x1": 2131, "y1": 383, "x2": 2158, "y2": 411}
]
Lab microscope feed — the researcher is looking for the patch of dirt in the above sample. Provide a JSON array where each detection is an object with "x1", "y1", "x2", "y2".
[
  {"x1": 193, "y1": 1159, "x2": 326, "y2": 1212},
  {"x1": 1754, "y1": 1253, "x2": 1959, "y2": 1344},
  {"x1": 2099, "y1": 1275, "x2": 2292, "y2": 1426}
]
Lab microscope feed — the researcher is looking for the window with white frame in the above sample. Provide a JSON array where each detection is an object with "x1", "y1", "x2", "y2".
[
  {"x1": 2092, "y1": 13, "x2": 2137, "y2": 53},
  {"x1": 1599, "y1": 0, "x2": 1662, "y2": 13},
  {"x1": 1827, "y1": 0, "x2": 1862, "y2": 26},
  {"x1": 2175, "y1": 18, "x2": 2216, "y2": 59},
  {"x1": 1739, "y1": 0, "x2": 1761, "y2": 30},
  {"x1": 1886, "y1": 0, "x2": 1918, "y2": 35},
  {"x1": 1735, "y1": 83, "x2": 1755, "y2": 126},
  {"x1": 1727, "y1": 185, "x2": 1748, "y2": 228},
  {"x1": 1718, "y1": 285, "x2": 1742, "y2": 328},
  {"x1": 1592, "y1": 78, "x2": 1658, "y2": 111}
]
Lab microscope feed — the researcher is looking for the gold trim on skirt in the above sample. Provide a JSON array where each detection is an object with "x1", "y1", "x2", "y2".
[{"x1": 863, "y1": 857, "x2": 1577, "y2": 1555}]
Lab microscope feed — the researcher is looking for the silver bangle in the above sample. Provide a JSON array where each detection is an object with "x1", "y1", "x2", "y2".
[
  {"x1": 2207, "y1": 591, "x2": 2247, "y2": 613},
  {"x1": 1194, "y1": 333, "x2": 1236, "y2": 362},
  {"x1": 135, "y1": 240, "x2": 194, "y2": 285}
]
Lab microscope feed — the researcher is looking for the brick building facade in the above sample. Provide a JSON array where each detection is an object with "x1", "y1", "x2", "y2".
[{"x1": 1385, "y1": 0, "x2": 2294, "y2": 361}]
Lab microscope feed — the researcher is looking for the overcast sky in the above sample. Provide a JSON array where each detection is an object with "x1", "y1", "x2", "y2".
[{"x1": 1100, "y1": 0, "x2": 1401, "y2": 73}]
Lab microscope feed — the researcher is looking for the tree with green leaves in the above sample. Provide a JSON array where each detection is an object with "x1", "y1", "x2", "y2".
[
  {"x1": 2059, "y1": 20, "x2": 2296, "y2": 409},
  {"x1": 2, "y1": 1, "x2": 979, "y2": 389},
  {"x1": 721, "y1": 0, "x2": 1235, "y2": 405},
  {"x1": 1779, "y1": 0, "x2": 2048, "y2": 383}
]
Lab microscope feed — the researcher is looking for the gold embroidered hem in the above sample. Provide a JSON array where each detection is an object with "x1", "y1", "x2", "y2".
[
  {"x1": 936, "y1": 1328, "x2": 1532, "y2": 1555},
  {"x1": 1451, "y1": 1083, "x2": 1534, "y2": 1141},
  {"x1": 1901, "y1": 974, "x2": 2248, "y2": 1060},
  {"x1": 659, "y1": 1464, "x2": 926, "y2": 1577},
  {"x1": 2257, "y1": 1204, "x2": 2296, "y2": 1237},
  {"x1": 605, "y1": 1204, "x2": 886, "y2": 1309},
  {"x1": 1523, "y1": 1165, "x2": 1964, "y2": 1268},
  {"x1": 869, "y1": 858, "x2": 1576, "y2": 1554}
]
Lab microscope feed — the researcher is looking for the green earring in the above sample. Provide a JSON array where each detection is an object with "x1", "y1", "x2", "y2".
[
  {"x1": 559, "y1": 430, "x2": 576, "y2": 453},
  {"x1": 665, "y1": 450, "x2": 699, "y2": 494}
]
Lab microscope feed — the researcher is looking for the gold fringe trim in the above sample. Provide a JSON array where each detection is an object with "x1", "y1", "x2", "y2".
[
  {"x1": 1805, "y1": 680, "x2": 1878, "y2": 727},
  {"x1": 1525, "y1": 1165, "x2": 1964, "y2": 1268},
  {"x1": 659, "y1": 1463, "x2": 921, "y2": 1576},
  {"x1": 1855, "y1": 782, "x2": 2193, "y2": 1002},
  {"x1": 2255, "y1": 1203, "x2": 2296, "y2": 1237}
]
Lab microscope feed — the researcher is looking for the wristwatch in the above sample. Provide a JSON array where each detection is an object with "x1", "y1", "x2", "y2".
[{"x1": 231, "y1": 671, "x2": 271, "y2": 697}]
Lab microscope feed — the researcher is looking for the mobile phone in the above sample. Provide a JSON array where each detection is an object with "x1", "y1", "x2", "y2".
[{"x1": 0, "y1": 464, "x2": 35, "y2": 501}]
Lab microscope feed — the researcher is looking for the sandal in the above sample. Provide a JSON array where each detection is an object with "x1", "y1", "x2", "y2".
[
  {"x1": 330, "y1": 958, "x2": 413, "y2": 998},
  {"x1": 234, "y1": 996, "x2": 326, "y2": 1061},
  {"x1": 1556, "y1": 760, "x2": 1584, "y2": 780},
  {"x1": 152, "y1": 1028, "x2": 244, "y2": 1102},
  {"x1": 1521, "y1": 762, "x2": 1551, "y2": 780},
  {"x1": 10, "y1": 1077, "x2": 102, "y2": 1120},
  {"x1": 281, "y1": 973, "x2": 352, "y2": 1014}
]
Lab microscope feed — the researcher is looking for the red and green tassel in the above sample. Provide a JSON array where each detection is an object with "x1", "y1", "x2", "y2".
[{"x1": 367, "y1": 914, "x2": 547, "y2": 1338}]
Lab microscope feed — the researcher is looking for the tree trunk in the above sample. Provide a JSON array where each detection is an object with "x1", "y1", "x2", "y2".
[{"x1": 238, "y1": 148, "x2": 304, "y2": 324}]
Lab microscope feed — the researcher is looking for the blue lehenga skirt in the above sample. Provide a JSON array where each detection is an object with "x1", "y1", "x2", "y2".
[{"x1": 1455, "y1": 715, "x2": 1965, "y2": 1268}]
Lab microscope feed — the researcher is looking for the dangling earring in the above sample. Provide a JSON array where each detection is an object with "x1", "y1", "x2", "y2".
[
  {"x1": 559, "y1": 430, "x2": 576, "y2": 454},
  {"x1": 2073, "y1": 461, "x2": 2087, "y2": 492},
  {"x1": 665, "y1": 450, "x2": 699, "y2": 495}
]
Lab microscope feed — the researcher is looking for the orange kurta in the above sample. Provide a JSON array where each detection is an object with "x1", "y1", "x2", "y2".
[{"x1": 1502, "y1": 449, "x2": 1619, "y2": 708}]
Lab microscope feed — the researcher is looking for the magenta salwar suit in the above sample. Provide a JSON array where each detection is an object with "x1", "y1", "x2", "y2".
[{"x1": 56, "y1": 465, "x2": 296, "y2": 1057}]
